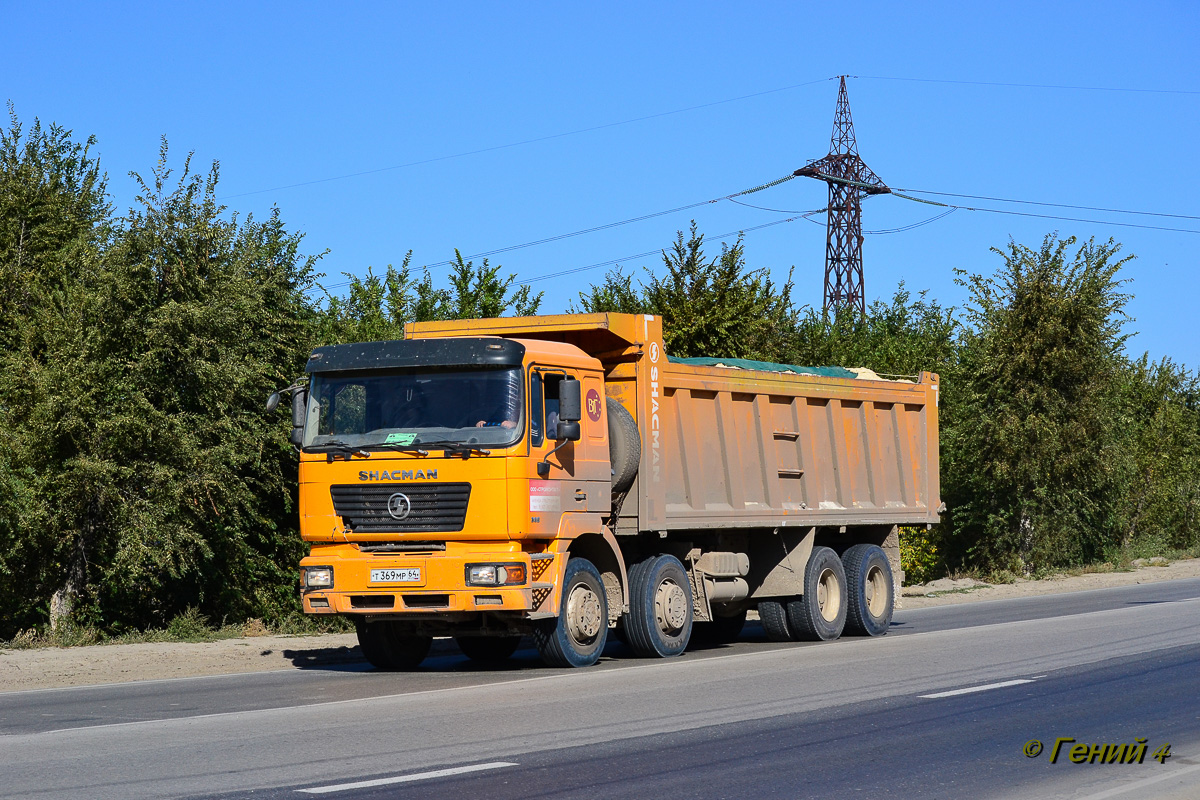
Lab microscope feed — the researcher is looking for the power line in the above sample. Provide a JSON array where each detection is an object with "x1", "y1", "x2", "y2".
[
  {"x1": 734, "y1": 174, "x2": 1200, "y2": 235},
  {"x1": 318, "y1": 172, "x2": 805, "y2": 292},
  {"x1": 889, "y1": 191, "x2": 1200, "y2": 235},
  {"x1": 856, "y1": 75, "x2": 1200, "y2": 96},
  {"x1": 894, "y1": 188, "x2": 1200, "y2": 221},
  {"x1": 317, "y1": 198, "x2": 715, "y2": 292},
  {"x1": 220, "y1": 77, "x2": 834, "y2": 201},
  {"x1": 516, "y1": 212, "x2": 825, "y2": 285},
  {"x1": 316, "y1": 170, "x2": 1199, "y2": 296},
  {"x1": 863, "y1": 208, "x2": 957, "y2": 234}
]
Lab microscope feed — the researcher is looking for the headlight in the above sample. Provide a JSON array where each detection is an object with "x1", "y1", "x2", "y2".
[
  {"x1": 465, "y1": 563, "x2": 526, "y2": 586},
  {"x1": 303, "y1": 566, "x2": 334, "y2": 589}
]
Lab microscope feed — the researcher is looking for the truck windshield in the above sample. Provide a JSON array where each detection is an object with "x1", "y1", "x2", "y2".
[{"x1": 303, "y1": 366, "x2": 523, "y2": 450}]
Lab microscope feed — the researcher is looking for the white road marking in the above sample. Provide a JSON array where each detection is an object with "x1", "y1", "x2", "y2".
[
  {"x1": 1076, "y1": 761, "x2": 1200, "y2": 799},
  {"x1": 919, "y1": 678, "x2": 1036, "y2": 698},
  {"x1": 296, "y1": 761, "x2": 518, "y2": 794}
]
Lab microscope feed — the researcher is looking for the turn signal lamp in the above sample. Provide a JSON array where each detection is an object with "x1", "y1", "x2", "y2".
[{"x1": 465, "y1": 563, "x2": 526, "y2": 586}]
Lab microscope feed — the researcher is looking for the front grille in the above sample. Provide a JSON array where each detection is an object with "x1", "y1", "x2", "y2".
[{"x1": 331, "y1": 483, "x2": 471, "y2": 533}]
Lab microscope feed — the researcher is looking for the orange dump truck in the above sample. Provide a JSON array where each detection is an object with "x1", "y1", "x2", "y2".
[{"x1": 277, "y1": 313, "x2": 940, "y2": 668}]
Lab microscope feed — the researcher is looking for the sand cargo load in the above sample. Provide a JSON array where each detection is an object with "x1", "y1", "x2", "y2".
[{"x1": 284, "y1": 312, "x2": 941, "y2": 668}]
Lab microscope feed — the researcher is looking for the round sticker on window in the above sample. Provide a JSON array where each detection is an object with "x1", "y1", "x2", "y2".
[{"x1": 586, "y1": 388, "x2": 603, "y2": 422}]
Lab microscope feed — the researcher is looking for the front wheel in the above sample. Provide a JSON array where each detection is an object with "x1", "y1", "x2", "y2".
[
  {"x1": 842, "y1": 544, "x2": 895, "y2": 636},
  {"x1": 533, "y1": 557, "x2": 609, "y2": 667},
  {"x1": 625, "y1": 555, "x2": 693, "y2": 657},
  {"x1": 355, "y1": 620, "x2": 433, "y2": 670},
  {"x1": 786, "y1": 546, "x2": 848, "y2": 641}
]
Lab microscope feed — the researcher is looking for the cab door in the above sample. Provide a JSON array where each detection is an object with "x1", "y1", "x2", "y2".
[{"x1": 524, "y1": 368, "x2": 610, "y2": 537}]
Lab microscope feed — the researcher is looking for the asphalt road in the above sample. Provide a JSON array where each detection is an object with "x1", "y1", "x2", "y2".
[{"x1": 3, "y1": 578, "x2": 1199, "y2": 799}]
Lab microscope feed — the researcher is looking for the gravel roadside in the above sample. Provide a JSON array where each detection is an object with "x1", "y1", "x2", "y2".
[{"x1": 3, "y1": 557, "x2": 1198, "y2": 693}]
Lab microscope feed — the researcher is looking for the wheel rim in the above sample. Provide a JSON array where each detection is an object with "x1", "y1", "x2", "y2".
[
  {"x1": 816, "y1": 567, "x2": 841, "y2": 622},
  {"x1": 566, "y1": 582, "x2": 603, "y2": 644},
  {"x1": 865, "y1": 564, "x2": 887, "y2": 617},
  {"x1": 654, "y1": 578, "x2": 689, "y2": 635}
]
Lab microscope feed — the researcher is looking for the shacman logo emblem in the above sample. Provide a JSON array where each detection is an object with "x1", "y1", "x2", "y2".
[{"x1": 386, "y1": 492, "x2": 412, "y2": 520}]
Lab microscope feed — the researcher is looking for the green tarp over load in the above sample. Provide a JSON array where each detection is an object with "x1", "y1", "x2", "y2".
[
  {"x1": 667, "y1": 357, "x2": 913, "y2": 383},
  {"x1": 668, "y1": 356, "x2": 856, "y2": 379}
]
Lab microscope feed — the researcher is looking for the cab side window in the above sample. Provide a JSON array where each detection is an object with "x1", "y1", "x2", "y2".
[
  {"x1": 543, "y1": 374, "x2": 562, "y2": 441},
  {"x1": 530, "y1": 371, "x2": 544, "y2": 447}
]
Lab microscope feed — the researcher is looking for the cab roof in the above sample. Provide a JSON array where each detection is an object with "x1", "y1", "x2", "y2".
[{"x1": 306, "y1": 337, "x2": 524, "y2": 373}]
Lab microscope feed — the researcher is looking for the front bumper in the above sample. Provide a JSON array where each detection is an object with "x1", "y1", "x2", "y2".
[{"x1": 299, "y1": 544, "x2": 541, "y2": 616}]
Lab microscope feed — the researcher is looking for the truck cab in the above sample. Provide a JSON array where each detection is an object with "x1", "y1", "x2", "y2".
[{"x1": 295, "y1": 334, "x2": 625, "y2": 668}]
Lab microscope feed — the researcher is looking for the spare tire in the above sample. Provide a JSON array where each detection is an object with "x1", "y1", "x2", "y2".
[{"x1": 607, "y1": 396, "x2": 641, "y2": 494}]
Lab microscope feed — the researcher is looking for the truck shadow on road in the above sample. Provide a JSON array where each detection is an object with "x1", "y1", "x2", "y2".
[
  {"x1": 282, "y1": 645, "x2": 372, "y2": 672},
  {"x1": 280, "y1": 620, "x2": 870, "y2": 674}
]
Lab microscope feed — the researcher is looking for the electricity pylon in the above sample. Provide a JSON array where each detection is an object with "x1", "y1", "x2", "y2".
[{"x1": 796, "y1": 76, "x2": 889, "y2": 315}]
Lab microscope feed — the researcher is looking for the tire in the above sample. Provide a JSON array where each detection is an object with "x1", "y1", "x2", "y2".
[
  {"x1": 842, "y1": 544, "x2": 895, "y2": 636},
  {"x1": 533, "y1": 557, "x2": 608, "y2": 667},
  {"x1": 455, "y1": 635, "x2": 523, "y2": 664},
  {"x1": 607, "y1": 396, "x2": 641, "y2": 494},
  {"x1": 625, "y1": 555, "x2": 693, "y2": 657},
  {"x1": 758, "y1": 599, "x2": 796, "y2": 641},
  {"x1": 786, "y1": 546, "x2": 848, "y2": 642},
  {"x1": 689, "y1": 608, "x2": 747, "y2": 648},
  {"x1": 355, "y1": 620, "x2": 433, "y2": 670}
]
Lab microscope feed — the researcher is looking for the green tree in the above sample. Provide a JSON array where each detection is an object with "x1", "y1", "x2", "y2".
[
  {"x1": 576, "y1": 221, "x2": 799, "y2": 360},
  {"x1": 0, "y1": 132, "x2": 320, "y2": 636},
  {"x1": 1111, "y1": 356, "x2": 1200, "y2": 551},
  {"x1": 943, "y1": 234, "x2": 1132, "y2": 573},
  {"x1": 789, "y1": 283, "x2": 959, "y2": 378},
  {"x1": 316, "y1": 250, "x2": 542, "y2": 345},
  {"x1": 316, "y1": 255, "x2": 420, "y2": 344},
  {"x1": 573, "y1": 266, "x2": 647, "y2": 316},
  {"x1": 0, "y1": 108, "x2": 111, "y2": 634}
]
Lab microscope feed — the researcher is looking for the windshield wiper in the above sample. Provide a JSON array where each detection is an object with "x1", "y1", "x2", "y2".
[
  {"x1": 415, "y1": 440, "x2": 493, "y2": 457},
  {"x1": 305, "y1": 440, "x2": 370, "y2": 461}
]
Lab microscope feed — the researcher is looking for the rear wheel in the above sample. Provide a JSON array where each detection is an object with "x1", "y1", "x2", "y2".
[
  {"x1": 625, "y1": 555, "x2": 693, "y2": 657},
  {"x1": 759, "y1": 599, "x2": 796, "y2": 641},
  {"x1": 533, "y1": 557, "x2": 608, "y2": 667},
  {"x1": 355, "y1": 620, "x2": 433, "y2": 670},
  {"x1": 455, "y1": 635, "x2": 523, "y2": 664},
  {"x1": 842, "y1": 544, "x2": 895, "y2": 636},
  {"x1": 786, "y1": 546, "x2": 848, "y2": 641}
]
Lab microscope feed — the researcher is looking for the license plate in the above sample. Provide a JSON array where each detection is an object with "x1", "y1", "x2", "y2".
[{"x1": 370, "y1": 567, "x2": 421, "y2": 584}]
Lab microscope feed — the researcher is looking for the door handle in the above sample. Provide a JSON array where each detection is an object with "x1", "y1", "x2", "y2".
[{"x1": 574, "y1": 489, "x2": 587, "y2": 502}]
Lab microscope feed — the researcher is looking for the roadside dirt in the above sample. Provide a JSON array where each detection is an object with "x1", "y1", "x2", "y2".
[
  {"x1": 899, "y1": 556, "x2": 1200, "y2": 608},
  {"x1": 3, "y1": 557, "x2": 1198, "y2": 693}
]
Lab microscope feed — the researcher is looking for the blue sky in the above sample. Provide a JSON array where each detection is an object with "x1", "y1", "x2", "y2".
[{"x1": 6, "y1": 2, "x2": 1198, "y2": 364}]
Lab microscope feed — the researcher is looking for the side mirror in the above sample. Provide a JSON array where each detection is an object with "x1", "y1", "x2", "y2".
[
  {"x1": 266, "y1": 391, "x2": 282, "y2": 412},
  {"x1": 289, "y1": 389, "x2": 308, "y2": 448},
  {"x1": 555, "y1": 420, "x2": 581, "y2": 442},
  {"x1": 558, "y1": 379, "x2": 582, "y2": 422}
]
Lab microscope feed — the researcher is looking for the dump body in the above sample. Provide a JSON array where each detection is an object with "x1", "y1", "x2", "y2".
[{"x1": 651, "y1": 359, "x2": 939, "y2": 529}]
